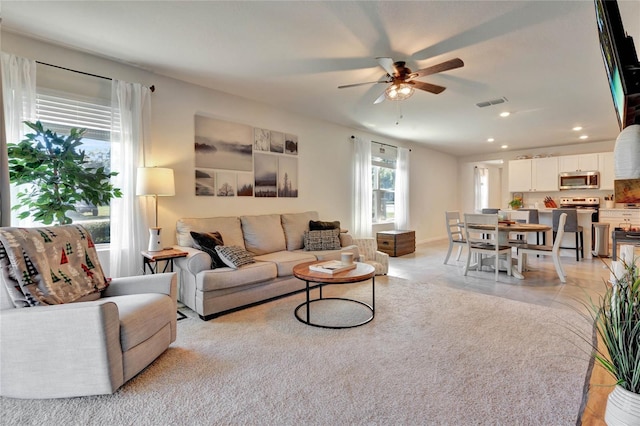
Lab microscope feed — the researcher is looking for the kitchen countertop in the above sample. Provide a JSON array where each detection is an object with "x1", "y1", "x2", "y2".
[{"x1": 536, "y1": 208, "x2": 596, "y2": 214}]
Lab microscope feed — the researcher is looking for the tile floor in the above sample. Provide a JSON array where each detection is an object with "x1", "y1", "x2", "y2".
[{"x1": 380, "y1": 238, "x2": 614, "y2": 314}]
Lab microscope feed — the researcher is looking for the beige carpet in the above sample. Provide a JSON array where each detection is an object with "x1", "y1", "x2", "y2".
[{"x1": 0, "y1": 277, "x2": 593, "y2": 425}]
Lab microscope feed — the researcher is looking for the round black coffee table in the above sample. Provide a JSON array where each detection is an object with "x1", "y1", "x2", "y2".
[{"x1": 293, "y1": 261, "x2": 376, "y2": 329}]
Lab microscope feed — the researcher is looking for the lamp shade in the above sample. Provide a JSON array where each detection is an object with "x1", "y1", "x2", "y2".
[
  {"x1": 136, "y1": 167, "x2": 175, "y2": 196},
  {"x1": 614, "y1": 124, "x2": 640, "y2": 179}
]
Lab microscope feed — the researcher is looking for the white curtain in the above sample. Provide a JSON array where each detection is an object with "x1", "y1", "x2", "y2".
[
  {"x1": 394, "y1": 146, "x2": 410, "y2": 230},
  {"x1": 474, "y1": 166, "x2": 489, "y2": 212},
  {"x1": 353, "y1": 136, "x2": 372, "y2": 238},
  {"x1": 109, "y1": 80, "x2": 151, "y2": 277},
  {"x1": 0, "y1": 53, "x2": 36, "y2": 227}
]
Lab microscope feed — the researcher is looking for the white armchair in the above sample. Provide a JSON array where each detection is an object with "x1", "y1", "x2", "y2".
[
  {"x1": 0, "y1": 224, "x2": 179, "y2": 399},
  {"x1": 353, "y1": 238, "x2": 389, "y2": 275},
  {"x1": 0, "y1": 272, "x2": 177, "y2": 399}
]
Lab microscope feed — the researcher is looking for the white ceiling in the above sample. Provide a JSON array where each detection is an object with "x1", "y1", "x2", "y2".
[{"x1": 2, "y1": 1, "x2": 639, "y2": 156}]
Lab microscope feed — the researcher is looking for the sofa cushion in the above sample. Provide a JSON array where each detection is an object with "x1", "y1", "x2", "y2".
[
  {"x1": 281, "y1": 211, "x2": 319, "y2": 250},
  {"x1": 176, "y1": 217, "x2": 245, "y2": 248},
  {"x1": 253, "y1": 251, "x2": 317, "y2": 277},
  {"x1": 190, "y1": 231, "x2": 225, "y2": 268},
  {"x1": 304, "y1": 228, "x2": 341, "y2": 251},
  {"x1": 215, "y1": 245, "x2": 256, "y2": 269},
  {"x1": 197, "y1": 261, "x2": 278, "y2": 292},
  {"x1": 240, "y1": 214, "x2": 286, "y2": 255},
  {"x1": 309, "y1": 220, "x2": 340, "y2": 230},
  {"x1": 106, "y1": 293, "x2": 173, "y2": 352}
]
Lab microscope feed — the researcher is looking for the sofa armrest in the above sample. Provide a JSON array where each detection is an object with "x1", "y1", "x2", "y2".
[
  {"x1": 0, "y1": 301, "x2": 123, "y2": 398},
  {"x1": 339, "y1": 232, "x2": 354, "y2": 247},
  {"x1": 172, "y1": 246, "x2": 211, "y2": 276},
  {"x1": 374, "y1": 250, "x2": 390, "y2": 265}
]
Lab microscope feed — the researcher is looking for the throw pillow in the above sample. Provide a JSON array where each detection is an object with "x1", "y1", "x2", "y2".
[
  {"x1": 309, "y1": 220, "x2": 341, "y2": 231},
  {"x1": 303, "y1": 228, "x2": 341, "y2": 251},
  {"x1": 215, "y1": 245, "x2": 256, "y2": 269},
  {"x1": 190, "y1": 231, "x2": 225, "y2": 269}
]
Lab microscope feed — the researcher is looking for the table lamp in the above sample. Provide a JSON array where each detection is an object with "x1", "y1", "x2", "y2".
[{"x1": 136, "y1": 167, "x2": 175, "y2": 251}]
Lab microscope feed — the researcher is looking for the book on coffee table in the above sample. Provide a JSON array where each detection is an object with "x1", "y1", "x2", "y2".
[{"x1": 309, "y1": 260, "x2": 357, "y2": 274}]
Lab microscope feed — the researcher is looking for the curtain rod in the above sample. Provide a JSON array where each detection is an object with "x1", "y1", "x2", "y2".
[
  {"x1": 350, "y1": 135, "x2": 411, "y2": 152},
  {"x1": 36, "y1": 61, "x2": 155, "y2": 93}
]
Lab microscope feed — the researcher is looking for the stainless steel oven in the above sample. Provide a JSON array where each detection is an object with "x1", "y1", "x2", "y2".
[{"x1": 559, "y1": 171, "x2": 600, "y2": 190}]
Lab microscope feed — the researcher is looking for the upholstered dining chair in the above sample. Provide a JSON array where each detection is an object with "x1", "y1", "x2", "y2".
[
  {"x1": 444, "y1": 211, "x2": 466, "y2": 264},
  {"x1": 353, "y1": 238, "x2": 389, "y2": 275},
  {"x1": 517, "y1": 213, "x2": 567, "y2": 282},
  {"x1": 519, "y1": 208, "x2": 545, "y2": 244},
  {"x1": 481, "y1": 208, "x2": 500, "y2": 214},
  {"x1": 463, "y1": 213, "x2": 512, "y2": 281},
  {"x1": 553, "y1": 209, "x2": 583, "y2": 261}
]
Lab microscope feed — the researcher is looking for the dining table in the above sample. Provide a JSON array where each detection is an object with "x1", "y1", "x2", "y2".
[{"x1": 464, "y1": 221, "x2": 552, "y2": 279}]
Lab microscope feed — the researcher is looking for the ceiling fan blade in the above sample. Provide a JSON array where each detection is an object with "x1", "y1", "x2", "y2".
[
  {"x1": 412, "y1": 81, "x2": 446, "y2": 94},
  {"x1": 376, "y1": 57, "x2": 396, "y2": 76},
  {"x1": 411, "y1": 58, "x2": 464, "y2": 79},
  {"x1": 373, "y1": 91, "x2": 386, "y2": 104},
  {"x1": 338, "y1": 80, "x2": 389, "y2": 89}
]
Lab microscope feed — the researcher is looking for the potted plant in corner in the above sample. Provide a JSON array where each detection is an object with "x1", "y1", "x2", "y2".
[
  {"x1": 7, "y1": 120, "x2": 122, "y2": 227},
  {"x1": 589, "y1": 257, "x2": 640, "y2": 425}
]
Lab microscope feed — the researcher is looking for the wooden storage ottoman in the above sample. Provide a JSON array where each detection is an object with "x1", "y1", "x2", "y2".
[{"x1": 376, "y1": 230, "x2": 415, "y2": 257}]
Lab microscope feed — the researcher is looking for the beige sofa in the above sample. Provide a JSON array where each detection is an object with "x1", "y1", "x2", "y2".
[{"x1": 174, "y1": 211, "x2": 360, "y2": 320}]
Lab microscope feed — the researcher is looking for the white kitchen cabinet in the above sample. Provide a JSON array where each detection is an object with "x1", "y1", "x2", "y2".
[
  {"x1": 508, "y1": 159, "x2": 532, "y2": 192},
  {"x1": 508, "y1": 157, "x2": 558, "y2": 192},
  {"x1": 598, "y1": 152, "x2": 615, "y2": 191},
  {"x1": 558, "y1": 153, "x2": 599, "y2": 172}
]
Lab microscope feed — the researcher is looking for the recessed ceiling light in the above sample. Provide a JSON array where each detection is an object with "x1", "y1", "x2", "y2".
[
  {"x1": 501, "y1": 145, "x2": 508, "y2": 149},
  {"x1": 499, "y1": 112, "x2": 510, "y2": 118},
  {"x1": 572, "y1": 126, "x2": 583, "y2": 131},
  {"x1": 487, "y1": 138, "x2": 495, "y2": 142},
  {"x1": 579, "y1": 135, "x2": 589, "y2": 140}
]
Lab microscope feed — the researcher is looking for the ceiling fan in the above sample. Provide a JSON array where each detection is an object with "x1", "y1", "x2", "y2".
[{"x1": 338, "y1": 57, "x2": 464, "y2": 104}]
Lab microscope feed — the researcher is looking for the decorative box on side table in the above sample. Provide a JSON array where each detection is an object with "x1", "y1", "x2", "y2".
[{"x1": 376, "y1": 230, "x2": 415, "y2": 257}]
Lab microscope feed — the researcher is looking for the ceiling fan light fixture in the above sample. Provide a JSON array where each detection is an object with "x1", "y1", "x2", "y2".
[{"x1": 385, "y1": 82, "x2": 414, "y2": 101}]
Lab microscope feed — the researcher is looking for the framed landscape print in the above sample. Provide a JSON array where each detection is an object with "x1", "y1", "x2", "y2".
[
  {"x1": 278, "y1": 156, "x2": 298, "y2": 197},
  {"x1": 194, "y1": 115, "x2": 299, "y2": 197},
  {"x1": 195, "y1": 115, "x2": 253, "y2": 172}
]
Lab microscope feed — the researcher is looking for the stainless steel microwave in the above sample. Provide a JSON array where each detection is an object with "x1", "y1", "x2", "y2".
[{"x1": 558, "y1": 171, "x2": 600, "y2": 190}]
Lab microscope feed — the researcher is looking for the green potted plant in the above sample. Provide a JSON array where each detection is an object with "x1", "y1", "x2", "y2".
[
  {"x1": 7, "y1": 120, "x2": 122, "y2": 226},
  {"x1": 589, "y1": 258, "x2": 640, "y2": 425},
  {"x1": 508, "y1": 198, "x2": 522, "y2": 209}
]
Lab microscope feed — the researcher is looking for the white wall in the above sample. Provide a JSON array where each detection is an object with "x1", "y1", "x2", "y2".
[{"x1": 2, "y1": 31, "x2": 459, "y2": 249}]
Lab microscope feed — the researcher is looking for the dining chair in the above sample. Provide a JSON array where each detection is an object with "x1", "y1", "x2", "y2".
[
  {"x1": 480, "y1": 208, "x2": 500, "y2": 239},
  {"x1": 463, "y1": 213, "x2": 512, "y2": 281},
  {"x1": 519, "y1": 208, "x2": 545, "y2": 245},
  {"x1": 508, "y1": 209, "x2": 530, "y2": 244},
  {"x1": 517, "y1": 213, "x2": 567, "y2": 283},
  {"x1": 444, "y1": 211, "x2": 466, "y2": 264},
  {"x1": 552, "y1": 209, "x2": 583, "y2": 261}
]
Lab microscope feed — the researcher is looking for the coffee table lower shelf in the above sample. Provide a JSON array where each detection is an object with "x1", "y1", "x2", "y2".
[{"x1": 293, "y1": 261, "x2": 376, "y2": 329}]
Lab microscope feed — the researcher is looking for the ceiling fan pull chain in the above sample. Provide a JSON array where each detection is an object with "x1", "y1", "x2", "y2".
[{"x1": 396, "y1": 102, "x2": 403, "y2": 125}]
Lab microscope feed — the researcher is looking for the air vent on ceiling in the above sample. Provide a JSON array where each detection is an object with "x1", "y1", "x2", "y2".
[{"x1": 476, "y1": 97, "x2": 508, "y2": 108}]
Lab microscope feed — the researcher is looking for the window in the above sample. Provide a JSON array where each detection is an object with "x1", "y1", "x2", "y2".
[
  {"x1": 474, "y1": 166, "x2": 489, "y2": 212},
  {"x1": 35, "y1": 88, "x2": 116, "y2": 243},
  {"x1": 371, "y1": 142, "x2": 397, "y2": 223}
]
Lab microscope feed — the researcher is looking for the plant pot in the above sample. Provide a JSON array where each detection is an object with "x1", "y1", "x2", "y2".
[{"x1": 605, "y1": 385, "x2": 640, "y2": 426}]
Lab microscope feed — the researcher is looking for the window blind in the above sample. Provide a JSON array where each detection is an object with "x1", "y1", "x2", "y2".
[{"x1": 35, "y1": 88, "x2": 118, "y2": 141}]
